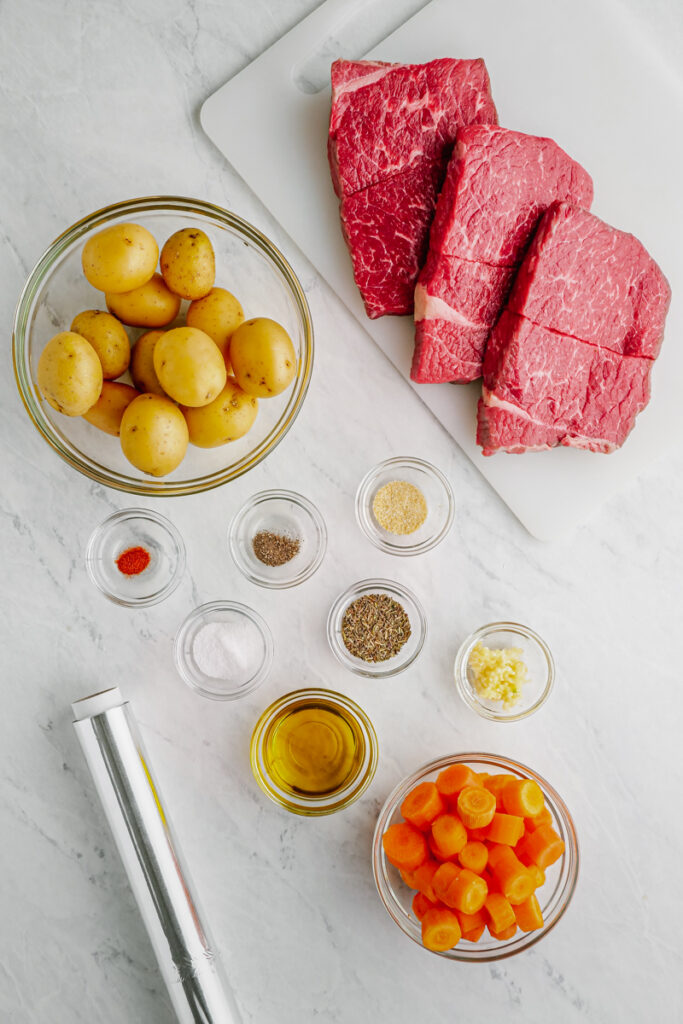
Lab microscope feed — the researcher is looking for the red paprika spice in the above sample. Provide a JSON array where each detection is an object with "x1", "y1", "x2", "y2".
[{"x1": 116, "y1": 546, "x2": 151, "y2": 576}]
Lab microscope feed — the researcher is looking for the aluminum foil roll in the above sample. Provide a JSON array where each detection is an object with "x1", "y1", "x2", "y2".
[{"x1": 72, "y1": 687, "x2": 242, "y2": 1024}]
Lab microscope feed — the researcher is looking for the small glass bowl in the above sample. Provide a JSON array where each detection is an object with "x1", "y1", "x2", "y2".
[
  {"x1": 86, "y1": 508, "x2": 185, "y2": 607},
  {"x1": 355, "y1": 456, "x2": 454, "y2": 556},
  {"x1": 250, "y1": 687, "x2": 378, "y2": 816},
  {"x1": 228, "y1": 489, "x2": 327, "y2": 589},
  {"x1": 174, "y1": 600, "x2": 273, "y2": 701},
  {"x1": 454, "y1": 621, "x2": 555, "y2": 722},
  {"x1": 327, "y1": 579, "x2": 427, "y2": 678},
  {"x1": 373, "y1": 753, "x2": 579, "y2": 961}
]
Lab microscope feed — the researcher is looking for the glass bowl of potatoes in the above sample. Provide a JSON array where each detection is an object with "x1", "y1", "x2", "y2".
[{"x1": 12, "y1": 196, "x2": 314, "y2": 495}]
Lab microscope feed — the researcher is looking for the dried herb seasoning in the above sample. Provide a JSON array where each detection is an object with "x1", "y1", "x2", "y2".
[
  {"x1": 341, "y1": 593, "x2": 411, "y2": 663},
  {"x1": 252, "y1": 530, "x2": 301, "y2": 567}
]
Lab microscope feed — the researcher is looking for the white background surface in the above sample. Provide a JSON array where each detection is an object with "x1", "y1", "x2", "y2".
[{"x1": 1, "y1": 1, "x2": 682, "y2": 1022}]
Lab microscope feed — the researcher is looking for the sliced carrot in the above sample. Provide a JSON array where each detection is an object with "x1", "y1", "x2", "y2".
[
  {"x1": 486, "y1": 812, "x2": 525, "y2": 846},
  {"x1": 456, "y1": 908, "x2": 487, "y2": 935},
  {"x1": 457, "y1": 786, "x2": 496, "y2": 829},
  {"x1": 483, "y1": 774, "x2": 517, "y2": 809},
  {"x1": 527, "y1": 864, "x2": 546, "y2": 889},
  {"x1": 382, "y1": 822, "x2": 428, "y2": 871},
  {"x1": 458, "y1": 840, "x2": 488, "y2": 874},
  {"x1": 501, "y1": 778, "x2": 544, "y2": 819},
  {"x1": 436, "y1": 764, "x2": 480, "y2": 802},
  {"x1": 489, "y1": 923, "x2": 518, "y2": 941},
  {"x1": 432, "y1": 862, "x2": 461, "y2": 906},
  {"x1": 466, "y1": 826, "x2": 490, "y2": 842},
  {"x1": 463, "y1": 923, "x2": 486, "y2": 942},
  {"x1": 514, "y1": 893, "x2": 544, "y2": 932},
  {"x1": 517, "y1": 824, "x2": 565, "y2": 870},
  {"x1": 475, "y1": 772, "x2": 491, "y2": 785},
  {"x1": 484, "y1": 892, "x2": 516, "y2": 933},
  {"x1": 488, "y1": 844, "x2": 535, "y2": 905},
  {"x1": 412, "y1": 859, "x2": 440, "y2": 902},
  {"x1": 401, "y1": 781, "x2": 446, "y2": 831},
  {"x1": 399, "y1": 868, "x2": 417, "y2": 889},
  {"x1": 480, "y1": 868, "x2": 499, "y2": 893},
  {"x1": 525, "y1": 805, "x2": 553, "y2": 832},
  {"x1": 431, "y1": 814, "x2": 468, "y2": 859},
  {"x1": 412, "y1": 891, "x2": 439, "y2": 921},
  {"x1": 447, "y1": 868, "x2": 488, "y2": 915},
  {"x1": 421, "y1": 907, "x2": 461, "y2": 951},
  {"x1": 427, "y1": 834, "x2": 449, "y2": 862}
]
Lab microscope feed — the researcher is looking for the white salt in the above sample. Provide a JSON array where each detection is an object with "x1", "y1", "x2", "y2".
[{"x1": 192, "y1": 619, "x2": 262, "y2": 680}]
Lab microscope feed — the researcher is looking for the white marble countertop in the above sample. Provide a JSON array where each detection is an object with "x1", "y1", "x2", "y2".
[{"x1": 2, "y1": 1, "x2": 683, "y2": 1021}]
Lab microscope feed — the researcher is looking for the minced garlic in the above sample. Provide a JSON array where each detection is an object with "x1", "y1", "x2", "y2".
[{"x1": 468, "y1": 642, "x2": 529, "y2": 708}]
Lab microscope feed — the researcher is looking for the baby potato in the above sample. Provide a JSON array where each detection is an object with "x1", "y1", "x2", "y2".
[
  {"x1": 153, "y1": 326, "x2": 226, "y2": 407},
  {"x1": 37, "y1": 331, "x2": 103, "y2": 416},
  {"x1": 106, "y1": 273, "x2": 181, "y2": 328},
  {"x1": 70, "y1": 309, "x2": 130, "y2": 379},
  {"x1": 130, "y1": 330, "x2": 167, "y2": 396},
  {"x1": 82, "y1": 222, "x2": 158, "y2": 294},
  {"x1": 229, "y1": 317, "x2": 296, "y2": 398},
  {"x1": 83, "y1": 381, "x2": 139, "y2": 436},
  {"x1": 186, "y1": 287, "x2": 244, "y2": 366},
  {"x1": 182, "y1": 378, "x2": 258, "y2": 447},
  {"x1": 160, "y1": 228, "x2": 215, "y2": 300},
  {"x1": 120, "y1": 393, "x2": 189, "y2": 477}
]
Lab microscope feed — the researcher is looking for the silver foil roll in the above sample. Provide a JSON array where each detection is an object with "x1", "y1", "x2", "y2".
[{"x1": 72, "y1": 687, "x2": 242, "y2": 1024}]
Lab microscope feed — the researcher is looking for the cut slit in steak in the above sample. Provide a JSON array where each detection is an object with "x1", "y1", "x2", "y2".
[
  {"x1": 411, "y1": 125, "x2": 594, "y2": 383},
  {"x1": 477, "y1": 202, "x2": 671, "y2": 455},
  {"x1": 328, "y1": 58, "x2": 497, "y2": 319}
]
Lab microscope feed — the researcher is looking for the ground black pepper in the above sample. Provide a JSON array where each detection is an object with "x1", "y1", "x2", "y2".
[{"x1": 252, "y1": 530, "x2": 301, "y2": 567}]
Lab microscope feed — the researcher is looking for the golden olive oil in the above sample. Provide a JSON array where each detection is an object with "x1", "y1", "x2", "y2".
[{"x1": 263, "y1": 697, "x2": 366, "y2": 796}]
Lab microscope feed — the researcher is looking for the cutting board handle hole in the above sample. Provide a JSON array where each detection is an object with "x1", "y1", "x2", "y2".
[{"x1": 291, "y1": 0, "x2": 430, "y2": 94}]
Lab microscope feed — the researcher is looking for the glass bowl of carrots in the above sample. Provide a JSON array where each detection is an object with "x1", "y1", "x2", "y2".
[{"x1": 372, "y1": 753, "x2": 578, "y2": 961}]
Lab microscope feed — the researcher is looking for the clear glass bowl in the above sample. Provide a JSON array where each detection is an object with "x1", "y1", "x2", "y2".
[
  {"x1": 86, "y1": 508, "x2": 185, "y2": 607},
  {"x1": 174, "y1": 600, "x2": 273, "y2": 701},
  {"x1": 355, "y1": 456, "x2": 454, "y2": 556},
  {"x1": 250, "y1": 687, "x2": 378, "y2": 816},
  {"x1": 454, "y1": 621, "x2": 555, "y2": 722},
  {"x1": 13, "y1": 196, "x2": 313, "y2": 496},
  {"x1": 228, "y1": 489, "x2": 327, "y2": 589},
  {"x1": 327, "y1": 579, "x2": 427, "y2": 678},
  {"x1": 372, "y1": 753, "x2": 579, "y2": 961}
]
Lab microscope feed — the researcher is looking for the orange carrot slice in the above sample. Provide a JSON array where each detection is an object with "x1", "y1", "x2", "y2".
[
  {"x1": 527, "y1": 864, "x2": 546, "y2": 889},
  {"x1": 412, "y1": 891, "x2": 439, "y2": 921},
  {"x1": 421, "y1": 907, "x2": 461, "y2": 951},
  {"x1": 401, "y1": 781, "x2": 446, "y2": 831},
  {"x1": 489, "y1": 922, "x2": 518, "y2": 941},
  {"x1": 432, "y1": 862, "x2": 461, "y2": 906},
  {"x1": 431, "y1": 814, "x2": 468, "y2": 859},
  {"x1": 488, "y1": 844, "x2": 535, "y2": 905},
  {"x1": 457, "y1": 786, "x2": 496, "y2": 829},
  {"x1": 484, "y1": 891, "x2": 516, "y2": 933},
  {"x1": 436, "y1": 764, "x2": 479, "y2": 802},
  {"x1": 382, "y1": 822, "x2": 428, "y2": 871},
  {"x1": 456, "y1": 908, "x2": 487, "y2": 935},
  {"x1": 514, "y1": 893, "x2": 544, "y2": 932},
  {"x1": 525, "y1": 805, "x2": 553, "y2": 832},
  {"x1": 517, "y1": 825, "x2": 565, "y2": 870},
  {"x1": 463, "y1": 923, "x2": 486, "y2": 942},
  {"x1": 412, "y1": 859, "x2": 440, "y2": 902},
  {"x1": 501, "y1": 779, "x2": 544, "y2": 819},
  {"x1": 447, "y1": 868, "x2": 488, "y2": 915},
  {"x1": 486, "y1": 812, "x2": 525, "y2": 846},
  {"x1": 399, "y1": 867, "x2": 417, "y2": 888},
  {"x1": 483, "y1": 774, "x2": 517, "y2": 809},
  {"x1": 458, "y1": 840, "x2": 488, "y2": 875},
  {"x1": 427, "y1": 834, "x2": 449, "y2": 862}
]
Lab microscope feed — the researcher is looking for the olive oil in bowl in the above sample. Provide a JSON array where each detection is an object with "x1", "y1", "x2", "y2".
[{"x1": 250, "y1": 688, "x2": 378, "y2": 815}]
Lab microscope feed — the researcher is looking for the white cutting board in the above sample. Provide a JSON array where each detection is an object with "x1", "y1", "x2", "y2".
[{"x1": 202, "y1": 0, "x2": 683, "y2": 540}]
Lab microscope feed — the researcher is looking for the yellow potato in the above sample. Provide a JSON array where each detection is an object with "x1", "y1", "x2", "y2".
[
  {"x1": 160, "y1": 228, "x2": 215, "y2": 300},
  {"x1": 70, "y1": 309, "x2": 130, "y2": 379},
  {"x1": 106, "y1": 273, "x2": 181, "y2": 328},
  {"x1": 229, "y1": 317, "x2": 296, "y2": 398},
  {"x1": 83, "y1": 381, "x2": 139, "y2": 436},
  {"x1": 182, "y1": 378, "x2": 258, "y2": 447},
  {"x1": 153, "y1": 326, "x2": 226, "y2": 407},
  {"x1": 82, "y1": 222, "x2": 158, "y2": 294},
  {"x1": 186, "y1": 287, "x2": 244, "y2": 367},
  {"x1": 37, "y1": 331, "x2": 103, "y2": 416},
  {"x1": 130, "y1": 330, "x2": 167, "y2": 396},
  {"x1": 120, "y1": 393, "x2": 189, "y2": 477}
]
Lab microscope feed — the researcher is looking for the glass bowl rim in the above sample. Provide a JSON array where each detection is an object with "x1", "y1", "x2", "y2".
[
  {"x1": 174, "y1": 599, "x2": 274, "y2": 701},
  {"x1": 12, "y1": 194, "x2": 314, "y2": 497},
  {"x1": 355, "y1": 456, "x2": 455, "y2": 556},
  {"x1": 454, "y1": 620, "x2": 555, "y2": 722},
  {"x1": 326, "y1": 577, "x2": 427, "y2": 678},
  {"x1": 372, "y1": 751, "x2": 579, "y2": 962},
  {"x1": 228, "y1": 488, "x2": 328, "y2": 589},
  {"x1": 85, "y1": 506, "x2": 186, "y2": 607},
  {"x1": 249, "y1": 686, "x2": 379, "y2": 816}
]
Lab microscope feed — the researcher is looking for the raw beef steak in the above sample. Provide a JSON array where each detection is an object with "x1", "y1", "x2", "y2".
[
  {"x1": 477, "y1": 202, "x2": 671, "y2": 455},
  {"x1": 411, "y1": 125, "x2": 593, "y2": 382},
  {"x1": 328, "y1": 58, "x2": 497, "y2": 318}
]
